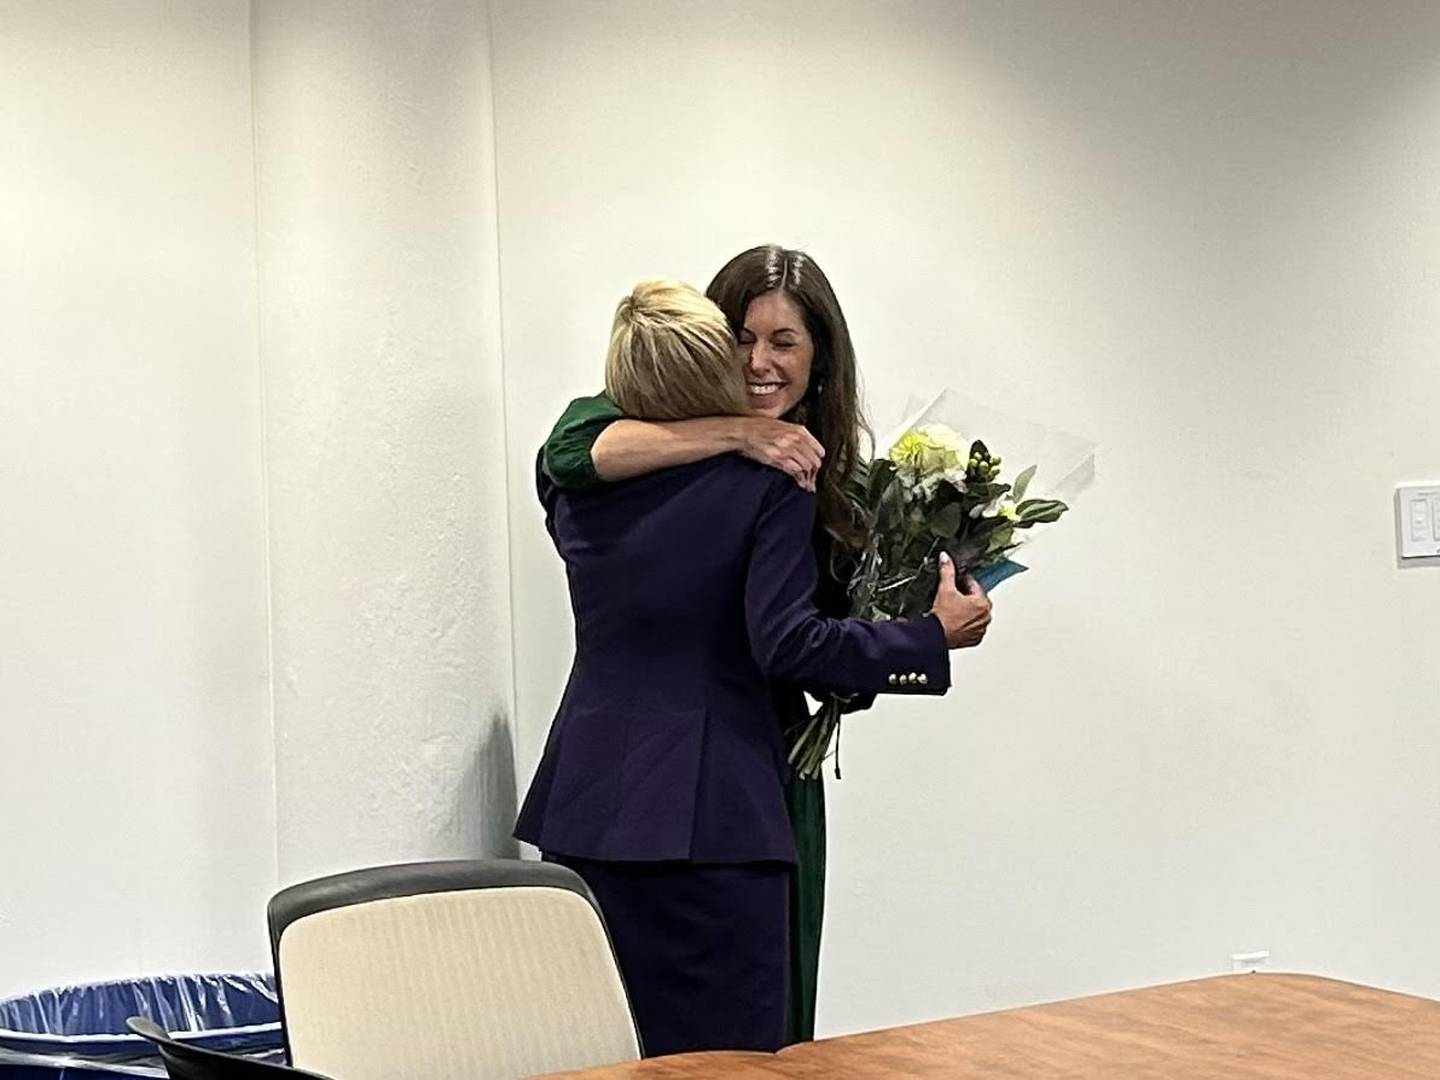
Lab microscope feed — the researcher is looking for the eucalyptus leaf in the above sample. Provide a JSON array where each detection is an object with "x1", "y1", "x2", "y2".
[
  {"x1": 967, "y1": 482, "x2": 1011, "y2": 501},
  {"x1": 866, "y1": 458, "x2": 896, "y2": 503},
  {"x1": 1012, "y1": 464, "x2": 1037, "y2": 502},
  {"x1": 932, "y1": 478, "x2": 965, "y2": 507},
  {"x1": 1017, "y1": 498, "x2": 1069, "y2": 524},
  {"x1": 949, "y1": 537, "x2": 989, "y2": 568},
  {"x1": 985, "y1": 526, "x2": 1015, "y2": 554},
  {"x1": 877, "y1": 478, "x2": 907, "y2": 528},
  {"x1": 928, "y1": 502, "x2": 963, "y2": 537}
]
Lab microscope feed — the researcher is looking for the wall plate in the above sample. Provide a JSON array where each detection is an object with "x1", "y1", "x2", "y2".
[{"x1": 1397, "y1": 484, "x2": 1440, "y2": 560}]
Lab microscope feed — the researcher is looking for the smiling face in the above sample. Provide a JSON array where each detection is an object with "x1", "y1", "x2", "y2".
[{"x1": 738, "y1": 290, "x2": 815, "y2": 419}]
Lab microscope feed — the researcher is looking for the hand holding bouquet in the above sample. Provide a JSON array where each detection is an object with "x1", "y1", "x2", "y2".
[
  {"x1": 787, "y1": 392, "x2": 1093, "y2": 779},
  {"x1": 849, "y1": 424, "x2": 1068, "y2": 621}
]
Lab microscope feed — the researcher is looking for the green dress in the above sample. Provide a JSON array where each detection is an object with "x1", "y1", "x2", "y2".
[{"x1": 539, "y1": 393, "x2": 866, "y2": 1044}]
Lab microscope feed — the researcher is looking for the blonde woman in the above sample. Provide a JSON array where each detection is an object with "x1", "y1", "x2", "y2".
[{"x1": 516, "y1": 280, "x2": 988, "y2": 1056}]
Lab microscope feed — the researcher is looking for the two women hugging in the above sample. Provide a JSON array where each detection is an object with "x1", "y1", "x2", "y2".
[{"x1": 515, "y1": 246, "x2": 993, "y2": 1058}]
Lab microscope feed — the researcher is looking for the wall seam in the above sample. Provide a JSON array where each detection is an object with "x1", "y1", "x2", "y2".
[
  {"x1": 246, "y1": 0, "x2": 282, "y2": 888},
  {"x1": 483, "y1": 0, "x2": 523, "y2": 829}
]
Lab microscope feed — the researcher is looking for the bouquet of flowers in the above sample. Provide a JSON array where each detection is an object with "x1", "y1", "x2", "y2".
[{"x1": 786, "y1": 392, "x2": 1091, "y2": 779}]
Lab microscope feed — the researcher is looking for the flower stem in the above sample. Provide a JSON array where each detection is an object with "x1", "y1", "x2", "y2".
[{"x1": 787, "y1": 698, "x2": 844, "y2": 780}]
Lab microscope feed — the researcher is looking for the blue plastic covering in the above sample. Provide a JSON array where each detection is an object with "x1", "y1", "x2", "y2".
[{"x1": 0, "y1": 974, "x2": 282, "y2": 1078}]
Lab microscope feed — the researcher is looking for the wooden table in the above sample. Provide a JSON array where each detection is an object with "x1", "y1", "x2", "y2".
[{"x1": 539, "y1": 974, "x2": 1440, "y2": 1078}]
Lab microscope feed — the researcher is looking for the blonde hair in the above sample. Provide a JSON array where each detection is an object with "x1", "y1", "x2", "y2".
[{"x1": 604, "y1": 279, "x2": 747, "y2": 420}]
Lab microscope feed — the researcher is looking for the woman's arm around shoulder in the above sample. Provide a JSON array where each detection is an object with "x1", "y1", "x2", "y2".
[{"x1": 539, "y1": 392, "x2": 827, "y2": 491}]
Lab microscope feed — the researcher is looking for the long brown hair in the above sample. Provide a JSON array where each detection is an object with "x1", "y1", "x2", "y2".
[{"x1": 706, "y1": 245, "x2": 870, "y2": 548}]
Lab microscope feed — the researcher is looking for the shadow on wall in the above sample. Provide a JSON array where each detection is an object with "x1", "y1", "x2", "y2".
[{"x1": 461, "y1": 710, "x2": 521, "y2": 859}]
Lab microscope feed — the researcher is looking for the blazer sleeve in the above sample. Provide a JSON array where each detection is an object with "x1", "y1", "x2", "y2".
[
  {"x1": 745, "y1": 475, "x2": 951, "y2": 696},
  {"x1": 541, "y1": 392, "x2": 624, "y2": 490}
]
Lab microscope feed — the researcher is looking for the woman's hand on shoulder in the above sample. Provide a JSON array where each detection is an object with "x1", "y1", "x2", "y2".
[{"x1": 736, "y1": 417, "x2": 824, "y2": 492}]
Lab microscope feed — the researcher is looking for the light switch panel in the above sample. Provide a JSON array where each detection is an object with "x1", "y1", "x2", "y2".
[{"x1": 1397, "y1": 484, "x2": 1440, "y2": 559}]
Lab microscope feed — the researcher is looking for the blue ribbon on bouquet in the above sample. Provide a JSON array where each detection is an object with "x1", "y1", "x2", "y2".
[{"x1": 970, "y1": 558, "x2": 1027, "y2": 593}]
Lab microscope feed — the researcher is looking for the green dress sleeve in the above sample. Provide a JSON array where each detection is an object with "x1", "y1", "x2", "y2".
[{"x1": 541, "y1": 392, "x2": 624, "y2": 490}]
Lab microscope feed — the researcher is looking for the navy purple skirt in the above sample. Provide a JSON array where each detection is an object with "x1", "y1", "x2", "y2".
[{"x1": 546, "y1": 854, "x2": 790, "y2": 1058}]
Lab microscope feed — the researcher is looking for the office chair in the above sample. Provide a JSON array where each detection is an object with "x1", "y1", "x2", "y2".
[{"x1": 268, "y1": 859, "x2": 640, "y2": 1080}]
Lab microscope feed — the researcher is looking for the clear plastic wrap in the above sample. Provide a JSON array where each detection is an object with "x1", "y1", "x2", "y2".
[{"x1": 878, "y1": 388, "x2": 1097, "y2": 507}]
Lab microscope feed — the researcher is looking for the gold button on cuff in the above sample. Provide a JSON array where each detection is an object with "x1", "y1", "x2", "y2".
[
  {"x1": 918, "y1": 673, "x2": 929, "y2": 686},
  {"x1": 888, "y1": 674, "x2": 899, "y2": 685}
]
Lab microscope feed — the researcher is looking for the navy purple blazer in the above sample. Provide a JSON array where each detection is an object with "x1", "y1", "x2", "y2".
[{"x1": 515, "y1": 453, "x2": 951, "y2": 865}]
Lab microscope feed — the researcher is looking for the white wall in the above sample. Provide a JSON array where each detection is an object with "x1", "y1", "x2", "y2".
[
  {"x1": 492, "y1": 0, "x2": 1440, "y2": 1035},
  {"x1": 251, "y1": 0, "x2": 518, "y2": 886},
  {"x1": 0, "y1": 0, "x2": 518, "y2": 997},
  {"x1": 0, "y1": 1, "x2": 275, "y2": 993}
]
